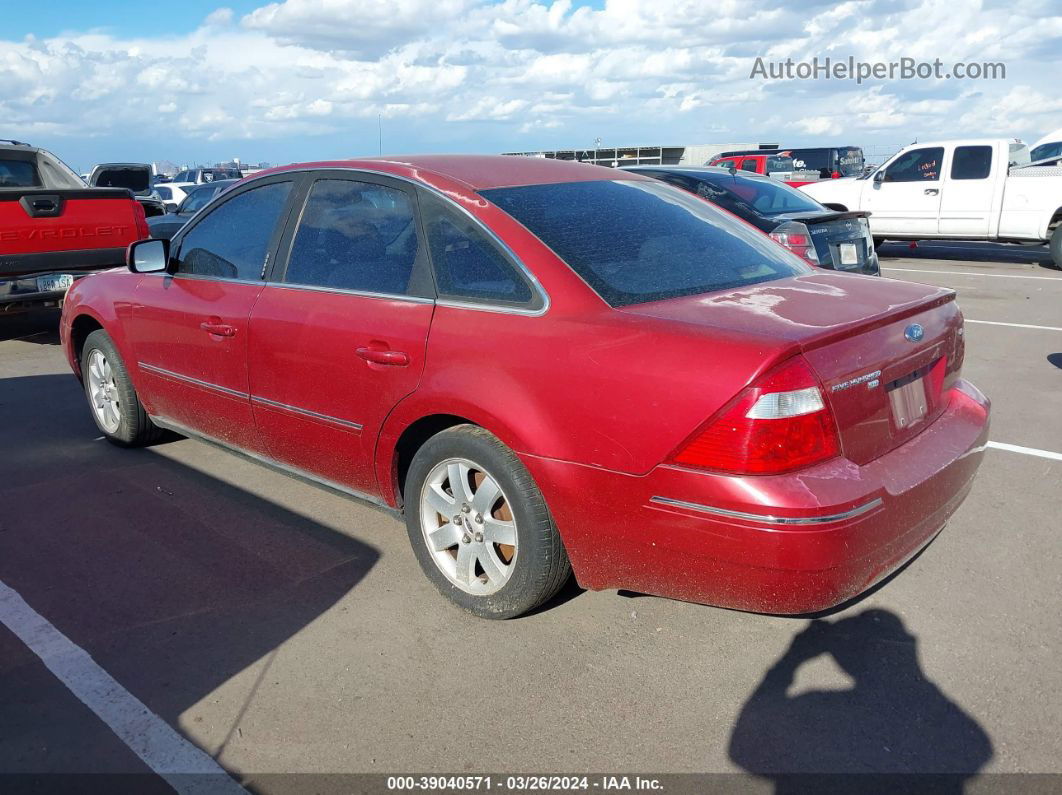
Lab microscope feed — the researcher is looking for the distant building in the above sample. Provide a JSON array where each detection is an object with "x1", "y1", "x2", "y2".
[{"x1": 502, "y1": 142, "x2": 780, "y2": 167}]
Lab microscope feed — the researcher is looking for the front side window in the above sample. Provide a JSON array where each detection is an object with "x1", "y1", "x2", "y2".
[
  {"x1": 481, "y1": 179, "x2": 809, "y2": 308},
  {"x1": 180, "y1": 186, "x2": 218, "y2": 214},
  {"x1": 176, "y1": 181, "x2": 293, "y2": 280},
  {"x1": 951, "y1": 146, "x2": 993, "y2": 180},
  {"x1": 884, "y1": 147, "x2": 944, "y2": 182},
  {"x1": 421, "y1": 193, "x2": 534, "y2": 306},
  {"x1": 284, "y1": 179, "x2": 419, "y2": 295}
]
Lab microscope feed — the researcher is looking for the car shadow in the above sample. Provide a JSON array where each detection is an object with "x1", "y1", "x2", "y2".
[
  {"x1": 0, "y1": 309, "x2": 62, "y2": 344},
  {"x1": 0, "y1": 374, "x2": 379, "y2": 783},
  {"x1": 1047, "y1": 353, "x2": 1062, "y2": 370},
  {"x1": 728, "y1": 608, "x2": 993, "y2": 794},
  {"x1": 879, "y1": 240, "x2": 1055, "y2": 269}
]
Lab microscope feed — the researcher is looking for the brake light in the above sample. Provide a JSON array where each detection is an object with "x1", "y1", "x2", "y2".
[
  {"x1": 132, "y1": 201, "x2": 149, "y2": 239},
  {"x1": 672, "y1": 356, "x2": 840, "y2": 475},
  {"x1": 769, "y1": 221, "x2": 820, "y2": 264}
]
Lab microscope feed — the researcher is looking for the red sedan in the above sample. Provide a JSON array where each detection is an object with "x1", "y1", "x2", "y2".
[{"x1": 59, "y1": 155, "x2": 990, "y2": 618}]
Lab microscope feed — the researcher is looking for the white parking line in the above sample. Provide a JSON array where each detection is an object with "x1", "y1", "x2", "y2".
[
  {"x1": 966, "y1": 319, "x2": 1062, "y2": 332},
  {"x1": 988, "y1": 442, "x2": 1062, "y2": 462},
  {"x1": 882, "y1": 267, "x2": 1062, "y2": 281},
  {"x1": 0, "y1": 579, "x2": 246, "y2": 795}
]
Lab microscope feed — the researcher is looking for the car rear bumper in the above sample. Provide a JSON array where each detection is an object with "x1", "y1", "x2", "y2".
[
  {"x1": 0, "y1": 272, "x2": 86, "y2": 309},
  {"x1": 522, "y1": 379, "x2": 990, "y2": 614}
]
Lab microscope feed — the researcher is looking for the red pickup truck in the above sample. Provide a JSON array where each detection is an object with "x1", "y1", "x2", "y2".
[{"x1": 1, "y1": 140, "x2": 148, "y2": 313}]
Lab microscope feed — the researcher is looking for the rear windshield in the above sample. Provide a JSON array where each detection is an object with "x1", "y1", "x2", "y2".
[
  {"x1": 695, "y1": 174, "x2": 824, "y2": 217},
  {"x1": 479, "y1": 180, "x2": 809, "y2": 308},
  {"x1": 203, "y1": 169, "x2": 241, "y2": 181},
  {"x1": 0, "y1": 158, "x2": 42, "y2": 188},
  {"x1": 92, "y1": 168, "x2": 150, "y2": 194}
]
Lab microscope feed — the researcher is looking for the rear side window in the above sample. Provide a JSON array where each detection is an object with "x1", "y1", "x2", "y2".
[
  {"x1": 284, "y1": 179, "x2": 419, "y2": 295},
  {"x1": 480, "y1": 180, "x2": 809, "y2": 308},
  {"x1": 420, "y1": 194, "x2": 534, "y2": 306},
  {"x1": 739, "y1": 158, "x2": 759, "y2": 172},
  {"x1": 884, "y1": 147, "x2": 944, "y2": 182},
  {"x1": 0, "y1": 159, "x2": 41, "y2": 188},
  {"x1": 951, "y1": 146, "x2": 992, "y2": 180},
  {"x1": 176, "y1": 181, "x2": 293, "y2": 280}
]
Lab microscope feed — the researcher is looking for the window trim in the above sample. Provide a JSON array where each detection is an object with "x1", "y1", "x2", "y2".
[
  {"x1": 420, "y1": 188, "x2": 545, "y2": 315},
  {"x1": 242, "y1": 166, "x2": 550, "y2": 315},
  {"x1": 168, "y1": 173, "x2": 301, "y2": 284}
]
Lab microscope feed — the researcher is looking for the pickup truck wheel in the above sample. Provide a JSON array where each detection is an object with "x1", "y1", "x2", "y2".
[
  {"x1": 873, "y1": 237, "x2": 886, "y2": 252},
  {"x1": 404, "y1": 424, "x2": 571, "y2": 619},
  {"x1": 81, "y1": 330, "x2": 163, "y2": 447},
  {"x1": 1050, "y1": 226, "x2": 1062, "y2": 268}
]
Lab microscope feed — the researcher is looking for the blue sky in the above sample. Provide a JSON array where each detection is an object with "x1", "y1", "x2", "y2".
[{"x1": 2, "y1": 0, "x2": 1059, "y2": 172}]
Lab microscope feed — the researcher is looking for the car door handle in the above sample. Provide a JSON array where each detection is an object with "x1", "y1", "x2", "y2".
[
  {"x1": 924, "y1": 188, "x2": 939, "y2": 196},
  {"x1": 200, "y1": 321, "x2": 236, "y2": 337},
  {"x1": 356, "y1": 347, "x2": 410, "y2": 366}
]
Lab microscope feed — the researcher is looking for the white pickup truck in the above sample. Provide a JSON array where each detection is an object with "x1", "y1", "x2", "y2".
[{"x1": 800, "y1": 138, "x2": 1062, "y2": 265}]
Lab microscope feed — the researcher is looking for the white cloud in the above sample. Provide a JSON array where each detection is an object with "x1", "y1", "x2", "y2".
[{"x1": 0, "y1": 0, "x2": 1059, "y2": 160}]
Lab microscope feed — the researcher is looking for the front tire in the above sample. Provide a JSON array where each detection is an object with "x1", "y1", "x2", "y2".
[
  {"x1": 873, "y1": 237, "x2": 885, "y2": 252},
  {"x1": 404, "y1": 425, "x2": 571, "y2": 618},
  {"x1": 81, "y1": 329, "x2": 163, "y2": 446},
  {"x1": 1049, "y1": 226, "x2": 1062, "y2": 269}
]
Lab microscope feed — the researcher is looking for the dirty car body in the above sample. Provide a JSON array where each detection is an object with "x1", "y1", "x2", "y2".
[{"x1": 60, "y1": 155, "x2": 990, "y2": 614}]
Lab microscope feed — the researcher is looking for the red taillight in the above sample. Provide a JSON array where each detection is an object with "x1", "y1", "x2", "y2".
[
  {"x1": 132, "y1": 201, "x2": 149, "y2": 239},
  {"x1": 769, "y1": 221, "x2": 820, "y2": 265},
  {"x1": 672, "y1": 356, "x2": 840, "y2": 475}
]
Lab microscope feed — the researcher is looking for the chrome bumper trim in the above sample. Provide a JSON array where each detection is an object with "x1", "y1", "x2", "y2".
[{"x1": 648, "y1": 496, "x2": 884, "y2": 526}]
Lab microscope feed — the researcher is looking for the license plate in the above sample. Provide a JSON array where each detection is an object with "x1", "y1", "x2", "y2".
[
  {"x1": 839, "y1": 242, "x2": 858, "y2": 265},
  {"x1": 889, "y1": 376, "x2": 928, "y2": 429},
  {"x1": 37, "y1": 274, "x2": 74, "y2": 293}
]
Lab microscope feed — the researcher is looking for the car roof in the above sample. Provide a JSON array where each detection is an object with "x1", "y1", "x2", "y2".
[{"x1": 255, "y1": 154, "x2": 649, "y2": 191}]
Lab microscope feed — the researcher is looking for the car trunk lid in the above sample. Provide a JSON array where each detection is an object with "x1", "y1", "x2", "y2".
[{"x1": 621, "y1": 272, "x2": 965, "y2": 465}]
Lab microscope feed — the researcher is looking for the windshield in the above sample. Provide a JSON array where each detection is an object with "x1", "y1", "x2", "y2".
[
  {"x1": 479, "y1": 179, "x2": 809, "y2": 308},
  {"x1": 0, "y1": 158, "x2": 42, "y2": 188},
  {"x1": 1030, "y1": 141, "x2": 1062, "y2": 162},
  {"x1": 695, "y1": 174, "x2": 824, "y2": 217}
]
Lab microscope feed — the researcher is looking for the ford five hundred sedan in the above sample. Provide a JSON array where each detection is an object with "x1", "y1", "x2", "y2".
[{"x1": 60, "y1": 155, "x2": 990, "y2": 618}]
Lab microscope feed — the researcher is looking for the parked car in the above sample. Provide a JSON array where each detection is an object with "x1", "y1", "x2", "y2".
[
  {"x1": 712, "y1": 147, "x2": 865, "y2": 180},
  {"x1": 147, "y1": 179, "x2": 239, "y2": 240},
  {"x1": 88, "y1": 163, "x2": 167, "y2": 218},
  {"x1": 623, "y1": 165, "x2": 879, "y2": 275},
  {"x1": 706, "y1": 153, "x2": 821, "y2": 187},
  {"x1": 151, "y1": 184, "x2": 187, "y2": 212},
  {"x1": 1, "y1": 140, "x2": 149, "y2": 313},
  {"x1": 60, "y1": 155, "x2": 989, "y2": 619},
  {"x1": 164, "y1": 168, "x2": 243, "y2": 212},
  {"x1": 801, "y1": 138, "x2": 1062, "y2": 264}
]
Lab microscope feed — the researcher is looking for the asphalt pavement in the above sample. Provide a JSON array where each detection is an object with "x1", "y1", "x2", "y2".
[{"x1": 1, "y1": 243, "x2": 1059, "y2": 793}]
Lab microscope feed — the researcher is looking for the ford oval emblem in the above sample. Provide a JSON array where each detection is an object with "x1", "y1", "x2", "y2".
[{"x1": 905, "y1": 323, "x2": 925, "y2": 343}]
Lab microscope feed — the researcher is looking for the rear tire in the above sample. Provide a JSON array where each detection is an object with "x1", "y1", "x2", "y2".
[
  {"x1": 873, "y1": 237, "x2": 886, "y2": 252},
  {"x1": 403, "y1": 424, "x2": 571, "y2": 618},
  {"x1": 1049, "y1": 226, "x2": 1062, "y2": 269},
  {"x1": 81, "y1": 329, "x2": 164, "y2": 447}
]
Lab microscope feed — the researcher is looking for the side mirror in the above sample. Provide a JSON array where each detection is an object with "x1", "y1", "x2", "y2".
[
  {"x1": 873, "y1": 169, "x2": 886, "y2": 183},
  {"x1": 127, "y1": 238, "x2": 170, "y2": 274}
]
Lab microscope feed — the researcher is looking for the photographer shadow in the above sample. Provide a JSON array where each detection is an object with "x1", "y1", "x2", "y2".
[{"x1": 729, "y1": 609, "x2": 992, "y2": 794}]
